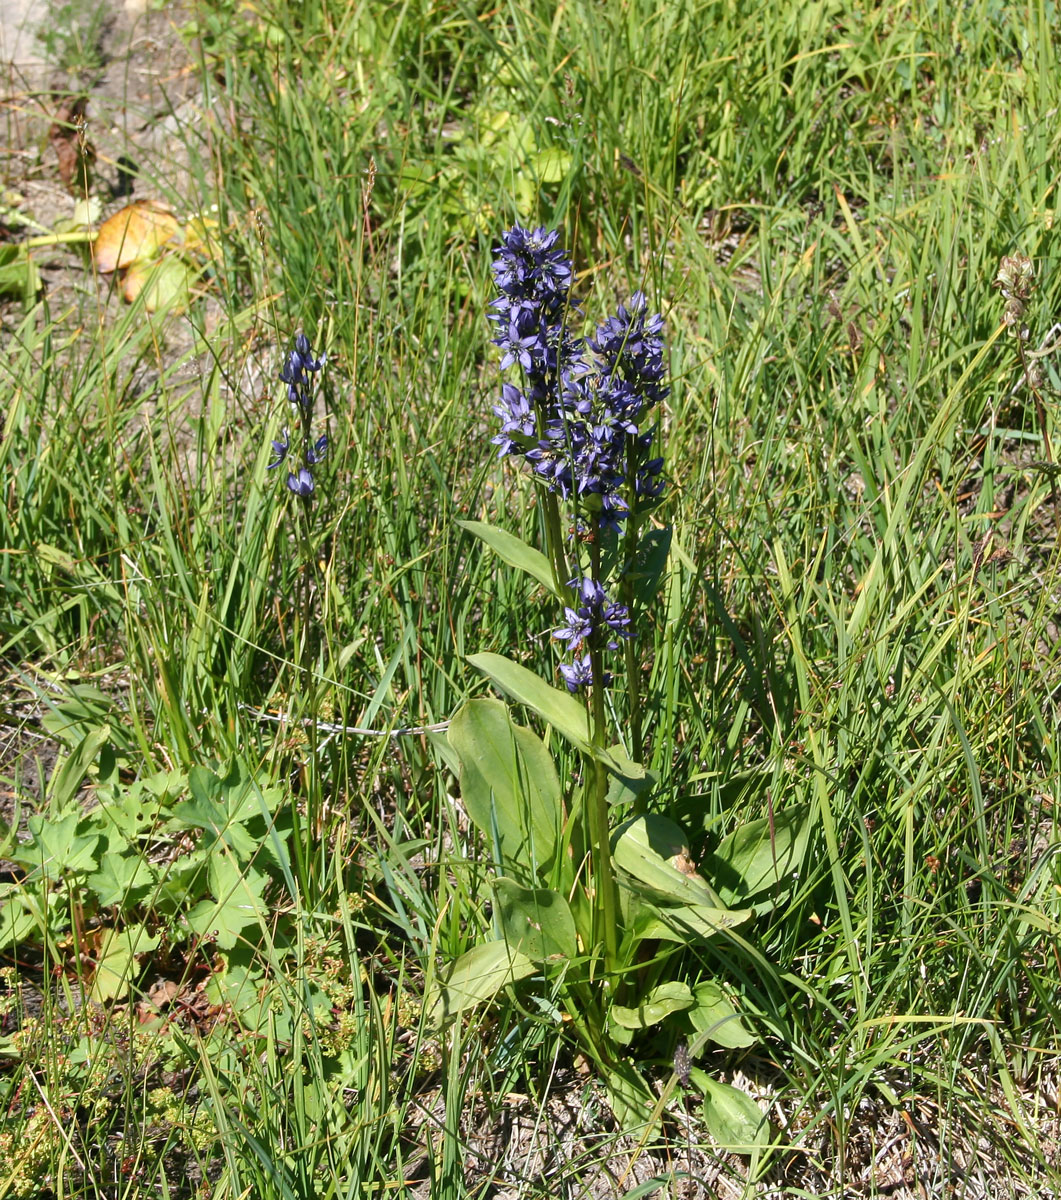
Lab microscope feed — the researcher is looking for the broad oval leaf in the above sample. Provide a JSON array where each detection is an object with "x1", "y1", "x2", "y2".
[
  {"x1": 121, "y1": 253, "x2": 195, "y2": 312},
  {"x1": 604, "y1": 743, "x2": 655, "y2": 808},
  {"x1": 449, "y1": 699, "x2": 559, "y2": 871},
  {"x1": 611, "y1": 814, "x2": 722, "y2": 907},
  {"x1": 457, "y1": 520, "x2": 559, "y2": 597},
  {"x1": 493, "y1": 877, "x2": 576, "y2": 961},
  {"x1": 426, "y1": 940, "x2": 535, "y2": 1028},
  {"x1": 687, "y1": 981, "x2": 755, "y2": 1049},
  {"x1": 467, "y1": 652, "x2": 592, "y2": 753},
  {"x1": 629, "y1": 898, "x2": 752, "y2": 943},
  {"x1": 704, "y1": 804, "x2": 811, "y2": 906},
  {"x1": 610, "y1": 981, "x2": 693, "y2": 1031},
  {"x1": 694, "y1": 1071, "x2": 769, "y2": 1152}
]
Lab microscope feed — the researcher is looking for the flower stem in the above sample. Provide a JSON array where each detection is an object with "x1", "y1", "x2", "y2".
[
  {"x1": 542, "y1": 490, "x2": 571, "y2": 598},
  {"x1": 298, "y1": 494, "x2": 321, "y2": 890},
  {"x1": 621, "y1": 437, "x2": 645, "y2": 775},
  {"x1": 587, "y1": 545, "x2": 618, "y2": 977}
]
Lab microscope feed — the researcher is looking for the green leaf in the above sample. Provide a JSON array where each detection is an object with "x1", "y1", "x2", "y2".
[
  {"x1": 694, "y1": 1070, "x2": 768, "y2": 1152},
  {"x1": 628, "y1": 898, "x2": 752, "y2": 943},
  {"x1": 93, "y1": 780, "x2": 168, "y2": 838},
  {"x1": 205, "y1": 956, "x2": 281, "y2": 1036},
  {"x1": 184, "y1": 859, "x2": 268, "y2": 949},
  {"x1": 457, "y1": 520, "x2": 559, "y2": 596},
  {"x1": 601, "y1": 1059, "x2": 655, "y2": 1132},
  {"x1": 686, "y1": 981, "x2": 755, "y2": 1049},
  {"x1": 605, "y1": 744, "x2": 655, "y2": 808},
  {"x1": 14, "y1": 813, "x2": 100, "y2": 881},
  {"x1": 610, "y1": 981, "x2": 694, "y2": 1031},
  {"x1": 425, "y1": 940, "x2": 535, "y2": 1028},
  {"x1": 467, "y1": 655, "x2": 635, "y2": 778},
  {"x1": 449, "y1": 699, "x2": 560, "y2": 871},
  {"x1": 467, "y1": 653, "x2": 593, "y2": 753},
  {"x1": 493, "y1": 878, "x2": 576, "y2": 961},
  {"x1": 629, "y1": 526, "x2": 672, "y2": 608},
  {"x1": 532, "y1": 146, "x2": 573, "y2": 183},
  {"x1": 90, "y1": 924, "x2": 160, "y2": 1004},
  {"x1": 87, "y1": 838, "x2": 157, "y2": 907},
  {"x1": 50, "y1": 724, "x2": 112, "y2": 808},
  {"x1": 704, "y1": 805, "x2": 812, "y2": 906},
  {"x1": 611, "y1": 814, "x2": 722, "y2": 907},
  {"x1": 172, "y1": 765, "x2": 262, "y2": 863},
  {"x1": 122, "y1": 253, "x2": 196, "y2": 313},
  {"x1": 0, "y1": 245, "x2": 40, "y2": 304},
  {"x1": 0, "y1": 894, "x2": 39, "y2": 949}
]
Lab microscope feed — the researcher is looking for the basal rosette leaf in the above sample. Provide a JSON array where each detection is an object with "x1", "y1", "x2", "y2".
[
  {"x1": 610, "y1": 813, "x2": 723, "y2": 907},
  {"x1": 693, "y1": 1070, "x2": 769, "y2": 1152},
  {"x1": 702, "y1": 804, "x2": 812, "y2": 906},
  {"x1": 610, "y1": 981, "x2": 694, "y2": 1031}
]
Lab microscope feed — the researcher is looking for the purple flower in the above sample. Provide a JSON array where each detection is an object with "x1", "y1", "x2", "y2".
[
  {"x1": 268, "y1": 332, "x2": 328, "y2": 503},
  {"x1": 488, "y1": 230, "x2": 668, "y2": 532},
  {"x1": 553, "y1": 574, "x2": 632, "y2": 690},
  {"x1": 554, "y1": 606, "x2": 595, "y2": 650},
  {"x1": 488, "y1": 226, "x2": 582, "y2": 402},
  {"x1": 491, "y1": 383, "x2": 537, "y2": 456},
  {"x1": 268, "y1": 428, "x2": 290, "y2": 470},
  {"x1": 287, "y1": 468, "x2": 314, "y2": 497},
  {"x1": 588, "y1": 291, "x2": 668, "y2": 410},
  {"x1": 559, "y1": 654, "x2": 595, "y2": 692},
  {"x1": 280, "y1": 332, "x2": 327, "y2": 408}
]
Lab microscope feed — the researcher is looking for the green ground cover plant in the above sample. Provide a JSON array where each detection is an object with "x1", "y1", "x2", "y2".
[{"x1": 1, "y1": 0, "x2": 1059, "y2": 1195}]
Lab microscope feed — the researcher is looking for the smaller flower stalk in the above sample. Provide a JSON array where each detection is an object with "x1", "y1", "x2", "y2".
[
  {"x1": 270, "y1": 332, "x2": 328, "y2": 504},
  {"x1": 267, "y1": 330, "x2": 329, "y2": 867}
]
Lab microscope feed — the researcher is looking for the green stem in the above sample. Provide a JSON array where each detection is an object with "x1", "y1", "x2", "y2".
[
  {"x1": 542, "y1": 488, "x2": 571, "y2": 598},
  {"x1": 298, "y1": 491, "x2": 321, "y2": 894},
  {"x1": 620, "y1": 520, "x2": 644, "y2": 773},
  {"x1": 587, "y1": 544, "x2": 618, "y2": 977}
]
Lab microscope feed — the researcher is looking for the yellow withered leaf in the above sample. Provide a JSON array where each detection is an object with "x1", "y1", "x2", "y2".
[{"x1": 94, "y1": 202, "x2": 179, "y2": 273}]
